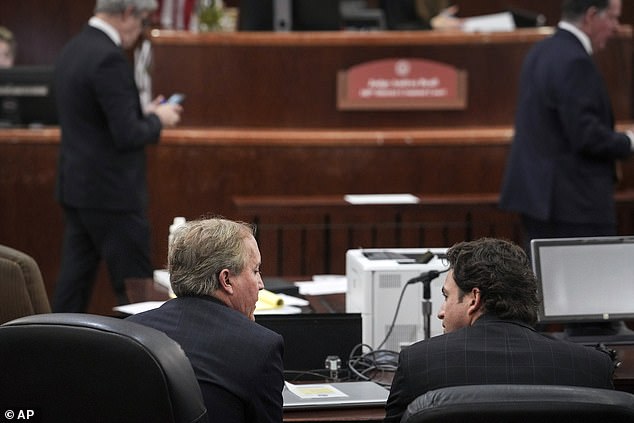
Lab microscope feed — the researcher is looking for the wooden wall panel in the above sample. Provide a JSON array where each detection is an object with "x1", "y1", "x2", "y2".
[
  {"x1": 0, "y1": 0, "x2": 633, "y2": 315},
  {"x1": 3, "y1": 128, "x2": 634, "y2": 314},
  {"x1": 0, "y1": 0, "x2": 632, "y2": 65},
  {"x1": 149, "y1": 29, "x2": 632, "y2": 128}
]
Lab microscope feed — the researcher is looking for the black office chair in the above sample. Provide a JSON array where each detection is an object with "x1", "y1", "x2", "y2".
[
  {"x1": 401, "y1": 384, "x2": 634, "y2": 423},
  {"x1": 0, "y1": 313, "x2": 208, "y2": 423}
]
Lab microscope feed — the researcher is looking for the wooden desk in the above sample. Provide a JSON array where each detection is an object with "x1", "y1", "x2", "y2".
[
  {"x1": 284, "y1": 406, "x2": 385, "y2": 423},
  {"x1": 150, "y1": 28, "x2": 631, "y2": 128},
  {"x1": 283, "y1": 344, "x2": 634, "y2": 423}
]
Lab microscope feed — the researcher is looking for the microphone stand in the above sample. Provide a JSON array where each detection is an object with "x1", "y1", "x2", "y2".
[
  {"x1": 407, "y1": 269, "x2": 445, "y2": 340},
  {"x1": 421, "y1": 275, "x2": 433, "y2": 340}
]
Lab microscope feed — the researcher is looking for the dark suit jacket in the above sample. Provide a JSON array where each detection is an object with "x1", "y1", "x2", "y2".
[
  {"x1": 383, "y1": 314, "x2": 615, "y2": 423},
  {"x1": 500, "y1": 28, "x2": 631, "y2": 224},
  {"x1": 55, "y1": 24, "x2": 162, "y2": 211},
  {"x1": 127, "y1": 295, "x2": 285, "y2": 423}
]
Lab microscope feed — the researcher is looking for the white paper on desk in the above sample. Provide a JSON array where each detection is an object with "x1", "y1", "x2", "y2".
[
  {"x1": 461, "y1": 12, "x2": 516, "y2": 32},
  {"x1": 114, "y1": 301, "x2": 165, "y2": 315},
  {"x1": 254, "y1": 305, "x2": 303, "y2": 315},
  {"x1": 344, "y1": 193, "x2": 419, "y2": 205},
  {"x1": 285, "y1": 382, "x2": 348, "y2": 399},
  {"x1": 295, "y1": 277, "x2": 347, "y2": 295}
]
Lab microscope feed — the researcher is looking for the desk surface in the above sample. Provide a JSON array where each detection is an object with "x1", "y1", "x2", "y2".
[{"x1": 283, "y1": 406, "x2": 385, "y2": 422}]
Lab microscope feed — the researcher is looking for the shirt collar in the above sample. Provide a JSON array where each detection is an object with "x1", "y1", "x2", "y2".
[
  {"x1": 473, "y1": 313, "x2": 537, "y2": 332},
  {"x1": 558, "y1": 20, "x2": 593, "y2": 55},
  {"x1": 89, "y1": 16, "x2": 122, "y2": 47}
]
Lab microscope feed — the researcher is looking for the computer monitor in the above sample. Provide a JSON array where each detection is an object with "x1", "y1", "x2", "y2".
[
  {"x1": 0, "y1": 65, "x2": 58, "y2": 128},
  {"x1": 255, "y1": 313, "x2": 361, "y2": 377},
  {"x1": 238, "y1": 0, "x2": 341, "y2": 31},
  {"x1": 292, "y1": 0, "x2": 341, "y2": 31},
  {"x1": 531, "y1": 236, "x2": 634, "y2": 343},
  {"x1": 508, "y1": 8, "x2": 547, "y2": 28}
]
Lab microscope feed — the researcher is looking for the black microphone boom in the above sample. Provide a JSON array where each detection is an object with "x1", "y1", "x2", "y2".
[
  {"x1": 407, "y1": 270, "x2": 440, "y2": 285},
  {"x1": 407, "y1": 268, "x2": 449, "y2": 299}
]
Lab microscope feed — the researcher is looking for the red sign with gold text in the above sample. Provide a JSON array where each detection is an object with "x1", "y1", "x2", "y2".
[{"x1": 337, "y1": 58, "x2": 467, "y2": 110}]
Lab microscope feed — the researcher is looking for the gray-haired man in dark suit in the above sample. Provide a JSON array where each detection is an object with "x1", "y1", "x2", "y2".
[
  {"x1": 500, "y1": 0, "x2": 633, "y2": 249},
  {"x1": 53, "y1": 0, "x2": 182, "y2": 312}
]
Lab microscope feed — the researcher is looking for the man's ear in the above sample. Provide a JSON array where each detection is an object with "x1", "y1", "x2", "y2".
[
  {"x1": 583, "y1": 6, "x2": 600, "y2": 26},
  {"x1": 219, "y1": 269, "x2": 233, "y2": 294},
  {"x1": 467, "y1": 287, "x2": 482, "y2": 315}
]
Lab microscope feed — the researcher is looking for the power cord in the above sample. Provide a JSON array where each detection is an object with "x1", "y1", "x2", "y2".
[{"x1": 347, "y1": 343, "x2": 399, "y2": 388}]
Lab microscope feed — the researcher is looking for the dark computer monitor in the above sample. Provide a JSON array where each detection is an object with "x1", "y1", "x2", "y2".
[
  {"x1": 238, "y1": 0, "x2": 341, "y2": 31},
  {"x1": 0, "y1": 65, "x2": 58, "y2": 128},
  {"x1": 292, "y1": 0, "x2": 341, "y2": 31},
  {"x1": 531, "y1": 236, "x2": 634, "y2": 343},
  {"x1": 382, "y1": 0, "x2": 428, "y2": 30},
  {"x1": 508, "y1": 8, "x2": 547, "y2": 28},
  {"x1": 255, "y1": 313, "x2": 362, "y2": 375},
  {"x1": 238, "y1": 0, "x2": 274, "y2": 30}
]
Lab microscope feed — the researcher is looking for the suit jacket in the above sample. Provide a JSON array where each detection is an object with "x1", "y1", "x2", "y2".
[
  {"x1": 499, "y1": 28, "x2": 631, "y2": 224},
  {"x1": 383, "y1": 315, "x2": 615, "y2": 423},
  {"x1": 127, "y1": 295, "x2": 285, "y2": 423},
  {"x1": 55, "y1": 25, "x2": 162, "y2": 211}
]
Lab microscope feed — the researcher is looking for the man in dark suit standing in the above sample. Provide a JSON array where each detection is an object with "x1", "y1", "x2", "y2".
[
  {"x1": 383, "y1": 237, "x2": 616, "y2": 423},
  {"x1": 499, "y1": 0, "x2": 633, "y2": 250},
  {"x1": 53, "y1": 0, "x2": 182, "y2": 312},
  {"x1": 127, "y1": 217, "x2": 285, "y2": 423}
]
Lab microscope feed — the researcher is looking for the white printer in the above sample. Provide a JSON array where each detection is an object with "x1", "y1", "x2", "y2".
[{"x1": 345, "y1": 248, "x2": 449, "y2": 351}]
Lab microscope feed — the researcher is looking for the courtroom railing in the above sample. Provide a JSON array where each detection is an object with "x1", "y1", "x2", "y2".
[
  {"x1": 234, "y1": 192, "x2": 634, "y2": 276},
  {"x1": 234, "y1": 193, "x2": 519, "y2": 276}
]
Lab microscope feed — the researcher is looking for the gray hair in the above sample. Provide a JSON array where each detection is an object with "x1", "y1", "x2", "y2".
[
  {"x1": 169, "y1": 218, "x2": 256, "y2": 297},
  {"x1": 95, "y1": 0, "x2": 158, "y2": 14}
]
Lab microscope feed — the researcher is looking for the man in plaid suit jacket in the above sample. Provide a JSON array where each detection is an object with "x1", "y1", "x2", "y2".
[{"x1": 384, "y1": 238, "x2": 615, "y2": 423}]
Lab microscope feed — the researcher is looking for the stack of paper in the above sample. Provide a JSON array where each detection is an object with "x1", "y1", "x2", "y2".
[{"x1": 255, "y1": 289, "x2": 306, "y2": 314}]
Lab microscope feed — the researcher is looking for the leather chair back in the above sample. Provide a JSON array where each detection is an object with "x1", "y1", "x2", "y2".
[
  {"x1": 402, "y1": 384, "x2": 634, "y2": 423},
  {"x1": 0, "y1": 313, "x2": 208, "y2": 423},
  {"x1": 0, "y1": 244, "x2": 50, "y2": 324}
]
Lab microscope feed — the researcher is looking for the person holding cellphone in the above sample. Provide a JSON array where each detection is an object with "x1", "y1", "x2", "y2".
[{"x1": 53, "y1": 0, "x2": 183, "y2": 312}]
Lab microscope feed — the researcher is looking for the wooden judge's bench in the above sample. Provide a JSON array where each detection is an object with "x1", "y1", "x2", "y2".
[
  {"x1": 1, "y1": 27, "x2": 634, "y2": 316},
  {"x1": 146, "y1": 27, "x2": 634, "y2": 275}
]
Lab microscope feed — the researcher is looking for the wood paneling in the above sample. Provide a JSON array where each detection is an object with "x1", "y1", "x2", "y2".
[
  {"x1": 3, "y1": 127, "x2": 634, "y2": 314},
  {"x1": 149, "y1": 28, "x2": 632, "y2": 128},
  {"x1": 1, "y1": 1, "x2": 633, "y2": 315}
]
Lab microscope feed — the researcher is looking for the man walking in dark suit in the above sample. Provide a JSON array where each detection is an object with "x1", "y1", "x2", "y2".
[
  {"x1": 383, "y1": 237, "x2": 616, "y2": 423},
  {"x1": 499, "y1": 0, "x2": 633, "y2": 250},
  {"x1": 53, "y1": 0, "x2": 182, "y2": 312},
  {"x1": 127, "y1": 217, "x2": 285, "y2": 423}
]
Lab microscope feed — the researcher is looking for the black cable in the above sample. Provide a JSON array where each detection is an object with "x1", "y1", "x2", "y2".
[
  {"x1": 376, "y1": 268, "x2": 450, "y2": 350},
  {"x1": 375, "y1": 282, "x2": 410, "y2": 350},
  {"x1": 347, "y1": 343, "x2": 399, "y2": 388}
]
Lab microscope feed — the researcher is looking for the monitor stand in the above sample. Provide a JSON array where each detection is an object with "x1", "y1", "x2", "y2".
[{"x1": 552, "y1": 321, "x2": 634, "y2": 345}]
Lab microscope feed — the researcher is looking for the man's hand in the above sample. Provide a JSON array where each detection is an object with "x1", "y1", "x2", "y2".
[{"x1": 147, "y1": 95, "x2": 183, "y2": 128}]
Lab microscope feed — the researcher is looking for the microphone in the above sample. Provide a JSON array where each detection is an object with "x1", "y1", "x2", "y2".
[
  {"x1": 407, "y1": 268, "x2": 449, "y2": 300},
  {"x1": 407, "y1": 270, "x2": 442, "y2": 285}
]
